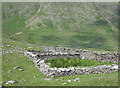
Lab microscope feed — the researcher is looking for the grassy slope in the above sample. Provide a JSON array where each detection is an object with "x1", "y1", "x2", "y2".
[
  {"x1": 2, "y1": 2, "x2": 118, "y2": 51},
  {"x1": 2, "y1": 2, "x2": 119, "y2": 86}
]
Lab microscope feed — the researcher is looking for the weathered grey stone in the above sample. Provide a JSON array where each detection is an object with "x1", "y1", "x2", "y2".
[
  {"x1": 112, "y1": 65, "x2": 118, "y2": 70},
  {"x1": 62, "y1": 82, "x2": 67, "y2": 85},
  {"x1": 68, "y1": 80, "x2": 72, "y2": 83},
  {"x1": 23, "y1": 47, "x2": 119, "y2": 77},
  {"x1": 5, "y1": 80, "x2": 18, "y2": 84}
]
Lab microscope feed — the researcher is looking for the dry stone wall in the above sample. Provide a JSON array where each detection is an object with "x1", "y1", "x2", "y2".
[
  {"x1": 23, "y1": 47, "x2": 119, "y2": 77},
  {"x1": 25, "y1": 47, "x2": 119, "y2": 63}
]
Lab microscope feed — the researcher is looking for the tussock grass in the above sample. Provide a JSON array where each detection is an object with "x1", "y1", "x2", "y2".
[{"x1": 46, "y1": 58, "x2": 116, "y2": 68}]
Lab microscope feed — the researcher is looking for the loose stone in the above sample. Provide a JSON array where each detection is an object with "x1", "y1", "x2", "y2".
[
  {"x1": 62, "y1": 82, "x2": 67, "y2": 85},
  {"x1": 5, "y1": 80, "x2": 18, "y2": 84},
  {"x1": 68, "y1": 80, "x2": 72, "y2": 83}
]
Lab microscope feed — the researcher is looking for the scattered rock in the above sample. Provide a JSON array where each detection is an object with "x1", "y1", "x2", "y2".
[
  {"x1": 62, "y1": 82, "x2": 67, "y2": 85},
  {"x1": 44, "y1": 78, "x2": 52, "y2": 81},
  {"x1": 5, "y1": 80, "x2": 18, "y2": 84}
]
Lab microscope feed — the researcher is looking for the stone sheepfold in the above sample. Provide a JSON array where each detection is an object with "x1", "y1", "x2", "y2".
[{"x1": 23, "y1": 47, "x2": 119, "y2": 77}]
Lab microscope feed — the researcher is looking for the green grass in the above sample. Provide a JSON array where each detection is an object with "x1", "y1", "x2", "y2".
[
  {"x1": 2, "y1": 2, "x2": 119, "y2": 86},
  {"x1": 2, "y1": 52, "x2": 118, "y2": 86},
  {"x1": 2, "y1": 2, "x2": 118, "y2": 52},
  {"x1": 46, "y1": 58, "x2": 117, "y2": 68}
]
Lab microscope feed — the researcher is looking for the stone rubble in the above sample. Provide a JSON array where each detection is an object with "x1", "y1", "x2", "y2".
[
  {"x1": 24, "y1": 47, "x2": 118, "y2": 63},
  {"x1": 23, "y1": 47, "x2": 119, "y2": 77},
  {"x1": 2, "y1": 43, "x2": 23, "y2": 55}
]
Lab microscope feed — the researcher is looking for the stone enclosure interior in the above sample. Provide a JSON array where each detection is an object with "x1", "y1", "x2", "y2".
[{"x1": 23, "y1": 47, "x2": 119, "y2": 77}]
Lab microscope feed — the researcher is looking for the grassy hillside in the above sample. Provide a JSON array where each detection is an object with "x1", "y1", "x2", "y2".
[
  {"x1": 2, "y1": 2, "x2": 118, "y2": 51},
  {"x1": 2, "y1": 2, "x2": 119, "y2": 86},
  {"x1": 1, "y1": 38, "x2": 118, "y2": 86}
]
